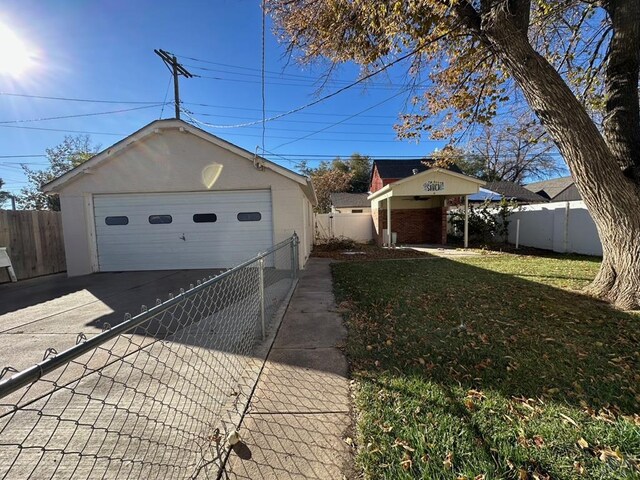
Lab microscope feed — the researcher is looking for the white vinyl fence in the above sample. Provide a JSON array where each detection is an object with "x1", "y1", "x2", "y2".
[
  {"x1": 315, "y1": 212, "x2": 374, "y2": 243},
  {"x1": 508, "y1": 201, "x2": 602, "y2": 256}
]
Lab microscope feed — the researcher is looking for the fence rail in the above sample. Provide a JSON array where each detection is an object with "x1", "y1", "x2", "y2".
[{"x1": 0, "y1": 234, "x2": 299, "y2": 479}]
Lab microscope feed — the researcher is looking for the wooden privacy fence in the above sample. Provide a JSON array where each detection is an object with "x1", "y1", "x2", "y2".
[{"x1": 0, "y1": 210, "x2": 66, "y2": 283}]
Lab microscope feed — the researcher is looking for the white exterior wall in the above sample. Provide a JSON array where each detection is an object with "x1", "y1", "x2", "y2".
[
  {"x1": 56, "y1": 127, "x2": 313, "y2": 275},
  {"x1": 315, "y1": 212, "x2": 374, "y2": 243},
  {"x1": 508, "y1": 201, "x2": 602, "y2": 256}
]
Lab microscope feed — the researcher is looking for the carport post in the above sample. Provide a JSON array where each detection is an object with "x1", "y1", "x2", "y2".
[
  {"x1": 259, "y1": 258, "x2": 266, "y2": 340},
  {"x1": 387, "y1": 197, "x2": 392, "y2": 246},
  {"x1": 464, "y1": 195, "x2": 469, "y2": 249}
]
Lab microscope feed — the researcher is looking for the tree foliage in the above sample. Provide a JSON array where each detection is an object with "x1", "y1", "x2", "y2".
[
  {"x1": 301, "y1": 153, "x2": 372, "y2": 213},
  {"x1": 450, "y1": 198, "x2": 519, "y2": 244},
  {"x1": 0, "y1": 179, "x2": 11, "y2": 208},
  {"x1": 433, "y1": 116, "x2": 565, "y2": 183},
  {"x1": 267, "y1": 0, "x2": 640, "y2": 309},
  {"x1": 19, "y1": 135, "x2": 100, "y2": 211}
]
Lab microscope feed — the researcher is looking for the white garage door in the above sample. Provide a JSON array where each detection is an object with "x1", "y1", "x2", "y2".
[{"x1": 94, "y1": 190, "x2": 273, "y2": 271}]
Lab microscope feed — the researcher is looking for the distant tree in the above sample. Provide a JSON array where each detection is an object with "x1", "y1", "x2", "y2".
[
  {"x1": 332, "y1": 153, "x2": 372, "y2": 193},
  {"x1": 432, "y1": 117, "x2": 564, "y2": 184},
  {"x1": 0, "y1": 179, "x2": 11, "y2": 208},
  {"x1": 301, "y1": 161, "x2": 353, "y2": 213},
  {"x1": 19, "y1": 135, "x2": 100, "y2": 211},
  {"x1": 300, "y1": 153, "x2": 372, "y2": 212},
  {"x1": 468, "y1": 116, "x2": 565, "y2": 184}
]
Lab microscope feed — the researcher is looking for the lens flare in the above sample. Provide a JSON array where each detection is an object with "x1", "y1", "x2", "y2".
[{"x1": 0, "y1": 22, "x2": 35, "y2": 77}]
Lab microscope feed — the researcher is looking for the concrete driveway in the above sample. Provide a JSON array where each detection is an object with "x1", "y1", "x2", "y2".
[{"x1": 0, "y1": 269, "x2": 220, "y2": 373}]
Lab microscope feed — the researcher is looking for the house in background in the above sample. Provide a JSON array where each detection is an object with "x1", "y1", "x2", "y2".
[
  {"x1": 329, "y1": 193, "x2": 370, "y2": 214},
  {"x1": 368, "y1": 159, "x2": 483, "y2": 246},
  {"x1": 469, "y1": 181, "x2": 548, "y2": 204},
  {"x1": 525, "y1": 176, "x2": 581, "y2": 201},
  {"x1": 43, "y1": 119, "x2": 316, "y2": 276}
]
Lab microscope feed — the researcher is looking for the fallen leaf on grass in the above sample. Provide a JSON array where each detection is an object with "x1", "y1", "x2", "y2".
[
  {"x1": 573, "y1": 461, "x2": 585, "y2": 474},
  {"x1": 598, "y1": 446, "x2": 624, "y2": 463},
  {"x1": 443, "y1": 452, "x2": 453, "y2": 470},
  {"x1": 577, "y1": 437, "x2": 589, "y2": 449},
  {"x1": 392, "y1": 438, "x2": 415, "y2": 452},
  {"x1": 558, "y1": 412, "x2": 578, "y2": 426},
  {"x1": 400, "y1": 452, "x2": 412, "y2": 471}
]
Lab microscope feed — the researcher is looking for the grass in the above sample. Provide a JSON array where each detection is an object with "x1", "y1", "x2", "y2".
[{"x1": 332, "y1": 253, "x2": 640, "y2": 479}]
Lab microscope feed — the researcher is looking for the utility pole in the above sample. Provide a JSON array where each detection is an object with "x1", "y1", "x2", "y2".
[{"x1": 154, "y1": 49, "x2": 193, "y2": 120}]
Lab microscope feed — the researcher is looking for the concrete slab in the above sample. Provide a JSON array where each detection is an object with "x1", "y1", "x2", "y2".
[
  {"x1": 224, "y1": 258, "x2": 353, "y2": 479},
  {"x1": 273, "y1": 312, "x2": 346, "y2": 349},
  {"x1": 226, "y1": 412, "x2": 353, "y2": 480},
  {"x1": 0, "y1": 269, "x2": 220, "y2": 372},
  {"x1": 249, "y1": 348, "x2": 350, "y2": 414}
]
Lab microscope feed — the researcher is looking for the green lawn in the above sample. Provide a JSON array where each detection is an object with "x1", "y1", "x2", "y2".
[{"x1": 332, "y1": 254, "x2": 640, "y2": 479}]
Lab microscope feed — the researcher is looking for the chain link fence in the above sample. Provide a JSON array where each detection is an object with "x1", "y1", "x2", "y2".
[{"x1": 0, "y1": 234, "x2": 299, "y2": 479}]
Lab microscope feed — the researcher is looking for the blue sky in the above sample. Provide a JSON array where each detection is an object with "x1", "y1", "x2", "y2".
[{"x1": 0, "y1": 0, "x2": 453, "y2": 203}]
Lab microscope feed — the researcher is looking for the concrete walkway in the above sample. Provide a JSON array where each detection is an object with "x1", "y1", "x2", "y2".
[{"x1": 224, "y1": 258, "x2": 354, "y2": 479}]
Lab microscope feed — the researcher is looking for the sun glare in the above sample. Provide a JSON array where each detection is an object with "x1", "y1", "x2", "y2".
[{"x1": 0, "y1": 22, "x2": 34, "y2": 77}]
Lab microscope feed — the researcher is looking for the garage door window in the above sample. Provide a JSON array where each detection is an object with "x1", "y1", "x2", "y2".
[
  {"x1": 105, "y1": 216, "x2": 129, "y2": 226},
  {"x1": 149, "y1": 215, "x2": 173, "y2": 224},
  {"x1": 237, "y1": 212, "x2": 261, "y2": 222},
  {"x1": 193, "y1": 213, "x2": 217, "y2": 223}
]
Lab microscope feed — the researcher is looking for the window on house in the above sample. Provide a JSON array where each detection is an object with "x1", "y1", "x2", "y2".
[
  {"x1": 148, "y1": 215, "x2": 172, "y2": 224},
  {"x1": 351, "y1": 209, "x2": 363, "y2": 213},
  {"x1": 193, "y1": 213, "x2": 217, "y2": 223},
  {"x1": 105, "y1": 216, "x2": 129, "y2": 226},
  {"x1": 237, "y1": 212, "x2": 261, "y2": 222}
]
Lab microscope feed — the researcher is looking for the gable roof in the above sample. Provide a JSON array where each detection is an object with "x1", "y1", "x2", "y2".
[
  {"x1": 42, "y1": 119, "x2": 314, "y2": 199},
  {"x1": 372, "y1": 159, "x2": 463, "y2": 181},
  {"x1": 525, "y1": 176, "x2": 575, "y2": 200},
  {"x1": 368, "y1": 167, "x2": 484, "y2": 200},
  {"x1": 330, "y1": 192, "x2": 370, "y2": 208},
  {"x1": 484, "y1": 181, "x2": 548, "y2": 203}
]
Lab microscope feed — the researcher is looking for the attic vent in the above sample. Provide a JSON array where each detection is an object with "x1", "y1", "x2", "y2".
[{"x1": 412, "y1": 168, "x2": 419, "y2": 175}]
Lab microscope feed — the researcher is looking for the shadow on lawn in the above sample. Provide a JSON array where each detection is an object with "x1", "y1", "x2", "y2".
[{"x1": 333, "y1": 256, "x2": 640, "y2": 415}]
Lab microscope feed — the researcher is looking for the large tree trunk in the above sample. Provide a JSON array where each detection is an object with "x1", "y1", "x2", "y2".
[{"x1": 479, "y1": 2, "x2": 640, "y2": 309}]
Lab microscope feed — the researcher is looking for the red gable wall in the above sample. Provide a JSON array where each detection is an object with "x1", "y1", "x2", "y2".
[{"x1": 370, "y1": 165, "x2": 400, "y2": 193}]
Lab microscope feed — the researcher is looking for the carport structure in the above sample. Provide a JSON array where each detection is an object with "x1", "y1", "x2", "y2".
[{"x1": 368, "y1": 167, "x2": 484, "y2": 248}]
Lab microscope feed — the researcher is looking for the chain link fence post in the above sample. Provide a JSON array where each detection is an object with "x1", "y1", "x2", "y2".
[
  {"x1": 259, "y1": 257, "x2": 266, "y2": 340},
  {"x1": 292, "y1": 232, "x2": 299, "y2": 280}
]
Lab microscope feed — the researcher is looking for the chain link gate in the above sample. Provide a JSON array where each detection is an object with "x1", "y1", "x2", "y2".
[{"x1": 0, "y1": 234, "x2": 299, "y2": 479}]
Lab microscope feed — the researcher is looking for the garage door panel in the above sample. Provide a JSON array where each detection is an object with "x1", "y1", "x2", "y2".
[{"x1": 94, "y1": 191, "x2": 273, "y2": 271}]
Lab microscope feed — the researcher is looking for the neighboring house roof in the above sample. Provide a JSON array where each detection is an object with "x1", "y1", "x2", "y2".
[
  {"x1": 330, "y1": 192, "x2": 370, "y2": 208},
  {"x1": 525, "y1": 176, "x2": 579, "y2": 201},
  {"x1": 41, "y1": 119, "x2": 316, "y2": 204},
  {"x1": 552, "y1": 183, "x2": 582, "y2": 202},
  {"x1": 372, "y1": 159, "x2": 463, "y2": 181},
  {"x1": 483, "y1": 181, "x2": 547, "y2": 203}
]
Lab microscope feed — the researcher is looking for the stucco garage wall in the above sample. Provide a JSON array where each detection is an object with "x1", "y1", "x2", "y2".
[{"x1": 57, "y1": 127, "x2": 313, "y2": 275}]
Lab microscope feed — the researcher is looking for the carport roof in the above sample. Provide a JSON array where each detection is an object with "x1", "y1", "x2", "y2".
[{"x1": 368, "y1": 167, "x2": 484, "y2": 201}]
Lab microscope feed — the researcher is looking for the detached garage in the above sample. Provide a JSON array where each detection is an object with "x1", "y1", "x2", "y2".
[{"x1": 43, "y1": 119, "x2": 316, "y2": 276}]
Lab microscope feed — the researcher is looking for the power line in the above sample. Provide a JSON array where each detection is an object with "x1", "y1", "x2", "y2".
[
  {"x1": 260, "y1": 0, "x2": 266, "y2": 157},
  {"x1": 272, "y1": 89, "x2": 410, "y2": 150},
  {"x1": 0, "y1": 154, "x2": 46, "y2": 158},
  {"x1": 0, "y1": 124, "x2": 126, "y2": 136},
  {"x1": 183, "y1": 44, "x2": 426, "y2": 129},
  {"x1": 0, "y1": 103, "x2": 166, "y2": 124},
  {"x1": 0, "y1": 92, "x2": 164, "y2": 104}
]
